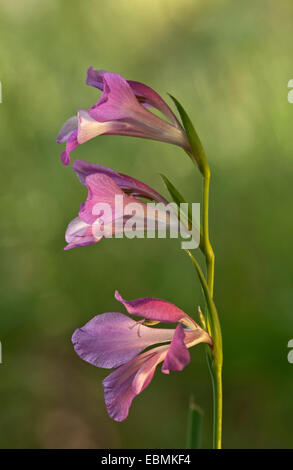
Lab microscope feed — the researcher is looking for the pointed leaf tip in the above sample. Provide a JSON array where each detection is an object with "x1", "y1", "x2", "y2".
[
  {"x1": 169, "y1": 94, "x2": 207, "y2": 174},
  {"x1": 159, "y1": 173, "x2": 187, "y2": 207},
  {"x1": 160, "y1": 173, "x2": 202, "y2": 238}
]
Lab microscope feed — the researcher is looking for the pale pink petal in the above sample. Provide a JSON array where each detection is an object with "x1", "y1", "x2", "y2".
[{"x1": 103, "y1": 345, "x2": 168, "y2": 421}]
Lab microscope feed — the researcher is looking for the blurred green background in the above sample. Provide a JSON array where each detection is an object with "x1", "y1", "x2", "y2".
[{"x1": 0, "y1": 0, "x2": 292, "y2": 449}]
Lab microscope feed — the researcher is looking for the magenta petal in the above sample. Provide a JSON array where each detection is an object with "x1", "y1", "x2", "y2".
[
  {"x1": 103, "y1": 346, "x2": 168, "y2": 421},
  {"x1": 127, "y1": 80, "x2": 180, "y2": 127},
  {"x1": 72, "y1": 312, "x2": 175, "y2": 369},
  {"x1": 72, "y1": 160, "x2": 168, "y2": 203},
  {"x1": 79, "y1": 173, "x2": 135, "y2": 225},
  {"x1": 57, "y1": 116, "x2": 78, "y2": 143},
  {"x1": 115, "y1": 291, "x2": 188, "y2": 323},
  {"x1": 79, "y1": 72, "x2": 190, "y2": 150},
  {"x1": 161, "y1": 324, "x2": 190, "y2": 374},
  {"x1": 64, "y1": 171, "x2": 162, "y2": 249},
  {"x1": 89, "y1": 72, "x2": 139, "y2": 122},
  {"x1": 73, "y1": 160, "x2": 121, "y2": 186},
  {"x1": 65, "y1": 216, "x2": 90, "y2": 241},
  {"x1": 86, "y1": 67, "x2": 106, "y2": 90},
  {"x1": 60, "y1": 129, "x2": 78, "y2": 166},
  {"x1": 57, "y1": 69, "x2": 190, "y2": 164},
  {"x1": 64, "y1": 216, "x2": 96, "y2": 250},
  {"x1": 80, "y1": 173, "x2": 123, "y2": 224},
  {"x1": 86, "y1": 68, "x2": 179, "y2": 126}
]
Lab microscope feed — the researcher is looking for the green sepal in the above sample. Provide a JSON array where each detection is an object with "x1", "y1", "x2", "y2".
[
  {"x1": 160, "y1": 173, "x2": 203, "y2": 242},
  {"x1": 160, "y1": 173, "x2": 187, "y2": 207},
  {"x1": 160, "y1": 173, "x2": 191, "y2": 225},
  {"x1": 169, "y1": 94, "x2": 207, "y2": 174}
]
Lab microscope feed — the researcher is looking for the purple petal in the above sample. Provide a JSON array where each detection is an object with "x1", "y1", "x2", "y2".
[
  {"x1": 64, "y1": 216, "x2": 97, "y2": 250},
  {"x1": 102, "y1": 321, "x2": 212, "y2": 421},
  {"x1": 72, "y1": 160, "x2": 168, "y2": 203},
  {"x1": 77, "y1": 173, "x2": 166, "y2": 241},
  {"x1": 127, "y1": 80, "x2": 180, "y2": 127},
  {"x1": 72, "y1": 160, "x2": 120, "y2": 186},
  {"x1": 86, "y1": 67, "x2": 107, "y2": 89},
  {"x1": 86, "y1": 67, "x2": 180, "y2": 126},
  {"x1": 161, "y1": 324, "x2": 190, "y2": 374},
  {"x1": 64, "y1": 172, "x2": 161, "y2": 249},
  {"x1": 89, "y1": 72, "x2": 138, "y2": 122},
  {"x1": 78, "y1": 173, "x2": 136, "y2": 225},
  {"x1": 72, "y1": 312, "x2": 175, "y2": 369},
  {"x1": 103, "y1": 345, "x2": 168, "y2": 421},
  {"x1": 60, "y1": 129, "x2": 78, "y2": 166},
  {"x1": 57, "y1": 70, "x2": 190, "y2": 164},
  {"x1": 56, "y1": 116, "x2": 78, "y2": 143},
  {"x1": 115, "y1": 291, "x2": 190, "y2": 324},
  {"x1": 78, "y1": 72, "x2": 190, "y2": 150}
]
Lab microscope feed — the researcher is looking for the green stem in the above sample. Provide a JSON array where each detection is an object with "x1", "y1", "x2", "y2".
[
  {"x1": 173, "y1": 95, "x2": 222, "y2": 447},
  {"x1": 202, "y1": 169, "x2": 215, "y2": 297},
  {"x1": 185, "y1": 163, "x2": 223, "y2": 449},
  {"x1": 185, "y1": 249, "x2": 222, "y2": 449},
  {"x1": 206, "y1": 351, "x2": 222, "y2": 449},
  {"x1": 202, "y1": 166, "x2": 222, "y2": 450},
  {"x1": 184, "y1": 250, "x2": 222, "y2": 357}
]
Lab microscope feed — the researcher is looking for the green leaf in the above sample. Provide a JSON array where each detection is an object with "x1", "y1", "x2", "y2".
[
  {"x1": 186, "y1": 396, "x2": 203, "y2": 449},
  {"x1": 160, "y1": 173, "x2": 187, "y2": 207},
  {"x1": 160, "y1": 173, "x2": 202, "y2": 241},
  {"x1": 169, "y1": 94, "x2": 207, "y2": 174},
  {"x1": 160, "y1": 173, "x2": 192, "y2": 226}
]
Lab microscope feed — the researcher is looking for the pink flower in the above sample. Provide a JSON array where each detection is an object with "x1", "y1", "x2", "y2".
[
  {"x1": 65, "y1": 160, "x2": 187, "y2": 250},
  {"x1": 57, "y1": 69, "x2": 190, "y2": 165},
  {"x1": 72, "y1": 291, "x2": 212, "y2": 421}
]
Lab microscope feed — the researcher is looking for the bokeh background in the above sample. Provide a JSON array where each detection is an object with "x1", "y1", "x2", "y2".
[{"x1": 0, "y1": 0, "x2": 292, "y2": 449}]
